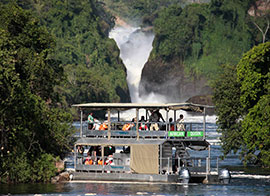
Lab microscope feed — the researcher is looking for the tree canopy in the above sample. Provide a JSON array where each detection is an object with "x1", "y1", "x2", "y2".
[
  {"x1": 213, "y1": 42, "x2": 270, "y2": 167},
  {"x1": 5, "y1": 0, "x2": 131, "y2": 117},
  {"x1": 150, "y1": 0, "x2": 259, "y2": 81},
  {"x1": 0, "y1": 3, "x2": 74, "y2": 183}
]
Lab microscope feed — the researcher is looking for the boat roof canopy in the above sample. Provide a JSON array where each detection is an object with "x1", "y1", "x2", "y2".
[{"x1": 72, "y1": 102, "x2": 214, "y2": 113}]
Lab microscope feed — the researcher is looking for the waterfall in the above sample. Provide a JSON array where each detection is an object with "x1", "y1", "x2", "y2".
[
  {"x1": 109, "y1": 25, "x2": 216, "y2": 123},
  {"x1": 109, "y1": 26, "x2": 167, "y2": 103}
]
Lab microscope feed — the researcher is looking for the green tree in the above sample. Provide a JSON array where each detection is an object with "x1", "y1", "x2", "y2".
[
  {"x1": 213, "y1": 42, "x2": 270, "y2": 167},
  {"x1": 0, "y1": 3, "x2": 73, "y2": 183},
  {"x1": 237, "y1": 42, "x2": 270, "y2": 166},
  {"x1": 213, "y1": 65, "x2": 243, "y2": 155},
  {"x1": 34, "y1": 0, "x2": 130, "y2": 107}
]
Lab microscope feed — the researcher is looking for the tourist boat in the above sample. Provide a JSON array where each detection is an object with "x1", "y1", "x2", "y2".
[{"x1": 69, "y1": 102, "x2": 230, "y2": 184}]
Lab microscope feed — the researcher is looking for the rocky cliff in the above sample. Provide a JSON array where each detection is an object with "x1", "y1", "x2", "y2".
[{"x1": 139, "y1": 56, "x2": 212, "y2": 102}]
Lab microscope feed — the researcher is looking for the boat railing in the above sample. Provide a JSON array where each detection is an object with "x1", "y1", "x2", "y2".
[
  {"x1": 160, "y1": 156, "x2": 219, "y2": 175},
  {"x1": 74, "y1": 155, "x2": 219, "y2": 175},
  {"x1": 75, "y1": 155, "x2": 131, "y2": 173},
  {"x1": 80, "y1": 121, "x2": 206, "y2": 140}
]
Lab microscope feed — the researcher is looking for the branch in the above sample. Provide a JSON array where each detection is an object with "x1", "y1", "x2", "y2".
[
  {"x1": 263, "y1": 19, "x2": 270, "y2": 43},
  {"x1": 252, "y1": 20, "x2": 264, "y2": 34}
]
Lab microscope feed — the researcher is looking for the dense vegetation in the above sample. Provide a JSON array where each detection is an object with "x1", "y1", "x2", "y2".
[
  {"x1": 213, "y1": 42, "x2": 270, "y2": 167},
  {"x1": 14, "y1": 0, "x2": 130, "y2": 114},
  {"x1": 101, "y1": 0, "x2": 210, "y2": 25},
  {"x1": 151, "y1": 0, "x2": 263, "y2": 81},
  {"x1": 0, "y1": 3, "x2": 74, "y2": 183}
]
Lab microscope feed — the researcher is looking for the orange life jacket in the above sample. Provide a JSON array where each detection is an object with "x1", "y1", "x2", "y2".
[
  {"x1": 98, "y1": 159, "x2": 103, "y2": 165},
  {"x1": 122, "y1": 123, "x2": 131, "y2": 131},
  {"x1": 85, "y1": 158, "x2": 93, "y2": 165},
  {"x1": 99, "y1": 123, "x2": 108, "y2": 130}
]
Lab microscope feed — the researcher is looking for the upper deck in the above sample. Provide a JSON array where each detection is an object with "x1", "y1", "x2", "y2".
[{"x1": 73, "y1": 102, "x2": 214, "y2": 142}]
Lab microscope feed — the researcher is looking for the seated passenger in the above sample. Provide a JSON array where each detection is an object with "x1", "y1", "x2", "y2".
[
  {"x1": 98, "y1": 159, "x2": 103, "y2": 165},
  {"x1": 84, "y1": 152, "x2": 93, "y2": 165},
  {"x1": 99, "y1": 121, "x2": 108, "y2": 130},
  {"x1": 105, "y1": 157, "x2": 114, "y2": 165},
  {"x1": 122, "y1": 119, "x2": 134, "y2": 131},
  {"x1": 139, "y1": 116, "x2": 148, "y2": 131},
  {"x1": 92, "y1": 118, "x2": 101, "y2": 130}
]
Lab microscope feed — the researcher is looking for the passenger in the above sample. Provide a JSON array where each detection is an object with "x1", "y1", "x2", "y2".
[
  {"x1": 99, "y1": 121, "x2": 108, "y2": 130},
  {"x1": 89, "y1": 146, "x2": 101, "y2": 164},
  {"x1": 88, "y1": 112, "x2": 94, "y2": 130},
  {"x1": 98, "y1": 159, "x2": 103, "y2": 165},
  {"x1": 130, "y1": 118, "x2": 137, "y2": 131},
  {"x1": 84, "y1": 152, "x2": 93, "y2": 165},
  {"x1": 176, "y1": 114, "x2": 185, "y2": 131},
  {"x1": 77, "y1": 145, "x2": 84, "y2": 164},
  {"x1": 122, "y1": 119, "x2": 132, "y2": 131},
  {"x1": 139, "y1": 116, "x2": 148, "y2": 131},
  {"x1": 92, "y1": 118, "x2": 101, "y2": 130},
  {"x1": 104, "y1": 146, "x2": 115, "y2": 157},
  {"x1": 122, "y1": 123, "x2": 131, "y2": 131},
  {"x1": 169, "y1": 118, "x2": 175, "y2": 131},
  {"x1": 149, "y1": 109, "x2": 165, "y2": 131},
  {"x1": 105, "y1": 157, "x2": 114, "y2": 165}
]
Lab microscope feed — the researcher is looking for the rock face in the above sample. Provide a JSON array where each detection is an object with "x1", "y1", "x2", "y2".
[{"x1": 139, "y1": 57, "x2": 212, "y2": 102}]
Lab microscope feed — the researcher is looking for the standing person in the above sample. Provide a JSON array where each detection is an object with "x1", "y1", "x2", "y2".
[
  {"x1": 88, "y1": 112, "x2": 94, "y2": 130},
  {"x1": 149, "y1": 109, "x2": 165, "y2": 131},
  {"x1": 77, "y1": 145, "x2": 84, "y2": 164},
  {"x1": 169, "y1": 118, "x2": 175, "y2": 131},
  {"x1": 176, "y1": 114, "x2": 185, "y2": 131}
]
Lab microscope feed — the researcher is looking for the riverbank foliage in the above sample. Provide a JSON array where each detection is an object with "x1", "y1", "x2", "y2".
[
  {"x1": 213, "y1": 42, "x2": 270, "y2": 167},
  {"x1": 4, "y1": 0, "x2": 130, "y2": 118},
  {"x1": 0, "y1": 3, "x2": 74, "y2": 183}
]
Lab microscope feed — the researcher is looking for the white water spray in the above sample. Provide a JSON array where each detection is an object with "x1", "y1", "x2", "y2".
[
  {"x1": 109, "y1": 25, "x2": 216, "y2": 123},
  {"x1": 109, "y1": 26, "x2": 167, "y2": 103}
]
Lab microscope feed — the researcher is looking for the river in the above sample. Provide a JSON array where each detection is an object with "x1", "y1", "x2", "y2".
[{"x1": 1, "y1": 173, "x2": 270, "y2": 195}]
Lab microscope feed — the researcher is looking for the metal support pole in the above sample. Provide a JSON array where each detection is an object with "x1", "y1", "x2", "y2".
[
  {"x1": 108, "y1": 109, "x2": 111, "y2": 140},
  {"x1": 166, "y1": 110, "x2": 169, "y2": 131},
  {"x1": 174, "y1": 110, "x2": 176, "y2": 131},
  {"x1": 136, "y1": 108, "x2": 139, "y2": 140},
  {"x1": 160, "y1": 145, "x2": 162, "y2": 174},
  {"x1": 208, "y1": 145, "x2": 211, "y2": 173},
  {"x1": 74, "y1": 145, "x2": 77, "y2": 170},
  {"x1": 80, "y1": 109, "x2": 83, "y2": 138},
  {"x1": 206, "y1": 157, "x2": 209, "y2": 175},
  {"x1": 102, "y1": 146, "x2": 104, "y2": 173},
  {"x1": 203, "y1": 107, "x2": 206, "y2": 140},
  {"x1": 167, "y1": 157, "x2": 170, "y2": 174}
]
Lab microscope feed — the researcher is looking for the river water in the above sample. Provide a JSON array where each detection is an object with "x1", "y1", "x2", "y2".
[{"x1": 1, "y1": 176, "x2": 270, "y2": 195}]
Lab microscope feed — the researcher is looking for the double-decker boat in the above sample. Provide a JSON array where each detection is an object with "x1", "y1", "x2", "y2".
[{"x1": 69, "y1": 102, "x2": 230, "y2": 184}]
